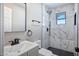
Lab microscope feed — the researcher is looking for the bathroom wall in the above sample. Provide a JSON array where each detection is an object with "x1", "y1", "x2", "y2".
[
  {"x1": 26, "y1": 3, "x2": 50, "y2": 49},
  {"x1": 26, "y1": 3, "x2": 42, "y2": 42},
  {"x1": 4, "y1": 32, "x2": 27, "y2": 45},
  {"x1": 49, "y1": 4, "x2": 77, "y2": 53}
]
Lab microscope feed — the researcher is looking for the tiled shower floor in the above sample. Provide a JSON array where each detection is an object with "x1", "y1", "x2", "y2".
[{"x1": 47, "y1": 47, "x2": 74, "y2": 56}]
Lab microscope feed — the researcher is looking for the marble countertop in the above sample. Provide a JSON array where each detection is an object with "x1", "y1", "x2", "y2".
[{"x1": 4, "y1": 41, "x2": 38, "y2": 56}]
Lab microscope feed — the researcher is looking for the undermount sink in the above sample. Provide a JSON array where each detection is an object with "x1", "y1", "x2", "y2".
[{"x1": 4, "y1": 41, "x2": 38, "y2": 56}]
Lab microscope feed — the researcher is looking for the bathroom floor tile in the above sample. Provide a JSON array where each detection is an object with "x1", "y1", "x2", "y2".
[{"x1": 47, "y1": 47, "x2": 74, "y2": 56}]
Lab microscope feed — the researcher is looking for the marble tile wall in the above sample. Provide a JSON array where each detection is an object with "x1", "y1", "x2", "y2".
[{"x1": 49, "y1": 4, "x2": 77, "y2": 53}]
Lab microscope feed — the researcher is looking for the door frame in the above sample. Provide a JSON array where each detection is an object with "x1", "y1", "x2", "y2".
[
  {"x1": 76, "y1": 3, "x2": 79, "y2": 56},
  {"x1": 0, "y1": 3, "x2": 4, "y2": 56}
]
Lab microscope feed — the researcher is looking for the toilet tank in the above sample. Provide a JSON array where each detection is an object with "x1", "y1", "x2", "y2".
[{"x1": 34, "y1": 40, "x2": 41, "y2": 48}]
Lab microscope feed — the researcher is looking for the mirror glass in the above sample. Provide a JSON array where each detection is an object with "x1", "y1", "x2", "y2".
[{"x1": 4, "y1": 3, "x2": 26, "y2": 32}]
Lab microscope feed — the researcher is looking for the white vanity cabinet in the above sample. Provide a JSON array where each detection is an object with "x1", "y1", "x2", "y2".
[
  {"x1": 20, "y1": 46, "x2": 39, "y2": 56},
  {"x1": 27, "y1": 46, "x2": 39, "y2": 56}
]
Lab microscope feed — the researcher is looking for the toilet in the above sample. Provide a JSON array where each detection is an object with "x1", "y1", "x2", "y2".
[{"x1": 34, "y1": 40, "x2": 57, "y2": 56}]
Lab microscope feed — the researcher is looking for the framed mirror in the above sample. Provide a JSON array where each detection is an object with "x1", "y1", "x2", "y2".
[{"x1": 4, "y1": 3, "x2": 26, "y2": 32}]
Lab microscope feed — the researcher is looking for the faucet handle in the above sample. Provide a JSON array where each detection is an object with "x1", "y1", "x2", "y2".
[{"x1": 14, "y1": 38, "x2": 20, "y2": 44}]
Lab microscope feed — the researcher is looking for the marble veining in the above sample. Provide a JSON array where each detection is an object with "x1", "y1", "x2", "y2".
[{"x1": 49, "y1": 4, "x2": 76, "y2": 53}]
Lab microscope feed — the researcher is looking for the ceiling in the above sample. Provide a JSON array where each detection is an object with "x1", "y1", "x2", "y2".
[
  {"x1": 44, "y1": 3, "x2": 68, "y2": 9},
  {"x1": 15, "y1": 3, "x2": 69, "y2": 9}
]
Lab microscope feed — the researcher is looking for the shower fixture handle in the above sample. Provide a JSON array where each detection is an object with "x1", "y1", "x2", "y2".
[
  {"x1": 75, "y1": 47, "x2": 79, "y2": 52},
  {"x1": 74, "y1": 13, "x2": 76, "y2": 25}
]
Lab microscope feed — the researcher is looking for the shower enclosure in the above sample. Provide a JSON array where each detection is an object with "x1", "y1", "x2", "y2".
[{"x1": 42, "y1": 3, "x2": 79, "y2": 56}]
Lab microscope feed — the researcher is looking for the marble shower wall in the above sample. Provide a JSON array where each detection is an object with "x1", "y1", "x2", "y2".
[{"x1": 49, "y1": 4, "x2": 77, "y2": 53}]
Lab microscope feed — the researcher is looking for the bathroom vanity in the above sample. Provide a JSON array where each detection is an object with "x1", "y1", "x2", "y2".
[{"x1": 4, "y1": 41, "x2": 39, "y2": 56}]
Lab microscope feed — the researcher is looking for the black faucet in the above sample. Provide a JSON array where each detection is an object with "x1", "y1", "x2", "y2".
[
  {"x1": 9, "y1": 38, "x2": 20, "y2": 46},
  {"x1": 9, "y1": 40, "x2": 15, "y2": 45},
  {"x1": 14, "y1": 38, "x2": 20, "y2": 44}
]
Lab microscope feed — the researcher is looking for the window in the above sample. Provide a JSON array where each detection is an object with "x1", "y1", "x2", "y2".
[{"x1": 56, "y1": 12, "x2": 66, "y2": 24}]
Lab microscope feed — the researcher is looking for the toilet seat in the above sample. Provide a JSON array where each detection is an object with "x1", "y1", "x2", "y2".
[{"x1": 39, "y1": 48, "x2": 54, "y2": 56}]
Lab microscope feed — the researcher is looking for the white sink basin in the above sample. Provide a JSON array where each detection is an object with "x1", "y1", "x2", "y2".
[{"x1": 4, "y1": 41, "x2": 38, "y2": 56}]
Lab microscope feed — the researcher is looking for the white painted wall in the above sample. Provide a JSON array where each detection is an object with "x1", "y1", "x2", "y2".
[
  {"x1": 26, "y1": 3, "x2": 42, "y2": 42},
  {"x1": 26, "y1": 3, "x2": 50, "y2": 49}
]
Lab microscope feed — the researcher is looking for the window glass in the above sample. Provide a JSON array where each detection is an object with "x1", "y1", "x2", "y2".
[{"x1": 56, "y1": 12, "x2": 66, "y2": 24}]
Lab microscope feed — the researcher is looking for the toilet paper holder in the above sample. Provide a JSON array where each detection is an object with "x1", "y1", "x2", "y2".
[{"x1": 27, "y1": 30, "x2": 32, "y2": 37}]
